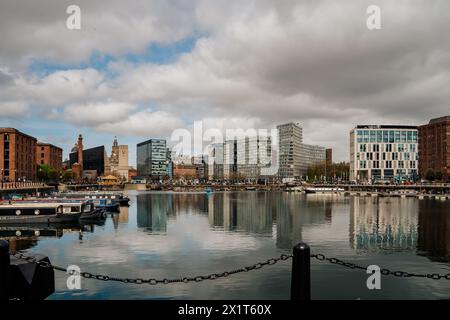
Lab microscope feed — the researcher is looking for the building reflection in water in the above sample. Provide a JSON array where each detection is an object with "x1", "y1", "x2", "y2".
[
  {"x1": 136, "y1": 193, "x2": 174, "y2": 233},
  {"x1": 417, "y1": 200, "x2": 450, "y2": 262},
  {"x1": 112, "y1": 206, "x2": 130, "y2": 230},
  {"x1": 208, "y1": 192, "x2": 272, "y2": 235},
  {"x1": 276, "y1": 194, "x2": 334, "y2": 249},
  {"x1": 349, "y1": 197, "x2": 418, "y2": 251},
  {"x1": 206, "y1": 192, "x2": 332, "y2": 249}
]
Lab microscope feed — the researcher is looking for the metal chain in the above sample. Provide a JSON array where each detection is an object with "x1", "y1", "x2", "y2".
[
  {"x1": 310, "y1": 253, "x2": 450, "y2": 280},
  {"x1": 11, "y1": 252, "x2": 293, "y2": 285},
  {"x1": 11, "y1": 251, "x2": 450, "y2": 284}
]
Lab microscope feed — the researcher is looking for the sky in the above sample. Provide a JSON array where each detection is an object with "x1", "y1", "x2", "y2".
[{"x1": 1, "y1": 0, "x2": 449, "y2": 166}]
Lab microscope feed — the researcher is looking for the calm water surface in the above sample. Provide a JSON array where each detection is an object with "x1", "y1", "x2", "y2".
[{"x1": 6, "y1": 191, "x2": 450, "y2": 300}]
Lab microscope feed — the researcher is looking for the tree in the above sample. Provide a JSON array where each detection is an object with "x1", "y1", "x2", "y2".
[
  {"x1": 425, "y1": 169, "x2": 435, "y2": 181},
  {"x1": 435, "y1": 171, "x2": 443, "y2": 181},
  {"x1": 62, "y1": 171, "x2": 76, "y2": 182}
]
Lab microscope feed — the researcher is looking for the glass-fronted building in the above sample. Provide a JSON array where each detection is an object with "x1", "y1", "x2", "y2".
[
  {"x1": 137, "y1": 139, "x2": 168, "y2": 178},
  {"x1": 350, "y1": 125, "x2": 418, "y2": 182}
]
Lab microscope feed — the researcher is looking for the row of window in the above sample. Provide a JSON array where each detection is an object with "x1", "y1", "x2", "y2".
[
  {"x1": 358, "y1": 143, "x2": 416, "y2": 153},
  {"x1": 357, "y1": 152, "x2": 418, "y2": 161},
  {"x1": 356, "y1": 130, "x2": 418, "y2": 143},
  {"x1": 358, "y1": 160, "x2": 416, "y2": 169}
]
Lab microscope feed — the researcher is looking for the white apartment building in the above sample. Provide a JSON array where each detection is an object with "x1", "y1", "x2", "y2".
[{"x1": 350, "y1": 125, "x2": 418, "y2": 182}]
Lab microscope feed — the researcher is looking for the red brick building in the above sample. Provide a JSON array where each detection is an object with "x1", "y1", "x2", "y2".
[
  {"x1": 326, "y1": 148, "x2": 333, "y2": 166},
  {"x1": 36, "y1": 142, "x2": 63, "y2": 171},
  {"x1": 0, "y1": 128, "x2": 37, "y2": 182},
  {"x1": 418, "y1": 116, "x2": 450, "y2": 181}
]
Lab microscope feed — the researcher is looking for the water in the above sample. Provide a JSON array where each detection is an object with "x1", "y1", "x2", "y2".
[{"x1": 5, "y1": 191, "x2": 450, "y2": 300}]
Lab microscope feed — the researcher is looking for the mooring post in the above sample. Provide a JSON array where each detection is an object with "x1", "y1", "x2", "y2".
[
  {"x1": 291, "y1": 242, "x2": 311, "y2": 301},
  {"x1": 0, "y1": 240, "x2": 10, "y2": 300}
]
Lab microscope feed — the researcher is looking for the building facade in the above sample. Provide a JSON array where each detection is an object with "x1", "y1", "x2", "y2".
[
  {"x1": 107, "y1": 137, "x2": 131, "y2": 180},
  {"x1": 223, "y1": 140, "x2": 237, "y2": 180},
  {"x1": 236, "y1": 135, "x2": 272, "y2": 180},
  {"x1": 0, "y1": 128, "x2": 37, "y2": 182},
  {"x1": 350, "y1": 125, "x2": 418, "y2": 182},
  {"x1": 36, "y1": 142, "x2": 63, "y2": 170},
  {"x1": 69, "y1": 145, "x2": 107, "y2": 177},
  {"x1": 418, "y1": 116, "x2": 450, "y2": 182},
  {"x1": 299, "y1": 143, "x2": 326, "y2": 175},
  {"x1": 326, "y1": 148, "x2": 333, "y2": 166},
  {"x1": 137, "y1": 139, "x2": 168, "y2": 178},
  {"x1": 277, "y1": 122, "x2": 303, "y2": 178},
  {"x1": 208, "y1": 143, "x2": 224, "y2": 180}
]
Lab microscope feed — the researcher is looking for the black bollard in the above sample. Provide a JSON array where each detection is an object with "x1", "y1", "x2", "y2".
[
  {"x1": 291, "y1": 242, "x2": 311, "y2": 301},
  {"x1": 0, "y1": 240, "x2": 10, "y2": 300},
  {"x1": 9, "y1": 253, "x2": 55, "y2": 300}
]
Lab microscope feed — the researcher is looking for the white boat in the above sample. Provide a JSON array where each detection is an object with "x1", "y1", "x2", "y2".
[{"x1": 305, "y1": 187, "x2": 344, "y2": 194}]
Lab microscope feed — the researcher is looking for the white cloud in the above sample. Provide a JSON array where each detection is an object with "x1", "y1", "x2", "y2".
[
  {"x1": 97, "y1": 109, "x2": 183, "y2": 136},
  {"x1": 0, "y1": 101, "x2": 29, "y2": 117},
  {"x1": 64, "y1": 101, "x2": 137, "y2": 126}
]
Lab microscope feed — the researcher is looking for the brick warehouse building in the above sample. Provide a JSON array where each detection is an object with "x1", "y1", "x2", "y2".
[
  {"x1": 36, "y1": 142, "x2": 63, "y2": 171},
  {"x1": 0, "y1": 128, "x2": 37, "y2": 182},
  {"x1": 418, "y1": 115, "x2": 450, "y2": 182}
]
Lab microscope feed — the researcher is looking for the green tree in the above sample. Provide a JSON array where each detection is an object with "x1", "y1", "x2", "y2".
[
  {"x1": 425, "y1": 169, "x2": 435, "y2": 181},
  {"x1": 435, "y1": 171, "x2": 443, "y2": 181}
]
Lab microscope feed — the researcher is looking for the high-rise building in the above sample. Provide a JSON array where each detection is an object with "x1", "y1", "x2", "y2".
[
  {"x1": 36, "y1": 142, "x2": 63, "y2": 170},
  {"x1": 350, "y1": 125, "x2": 418, "y2": 182},
  {"x1": 223, "y1": 140, "x2": 237, "y2": 180},
  {"x1": 208, "y1": 143, "x2": 224, "y2": 180},
  {"x1": 299, "y1": 143, "x2": 326, "y2": 175},
  {"x1": 418, "y1": 116, "x2": 450, "y2": 182},
  {"x1": 277, "y1": 122, "x2": 303, "y2": 178},
  {"x1": 0, "y1": 128, "x2": 37, "y2": 182},
  {"x1": 137, "y1": 139, "x2": 168, "y2": 178},
  {"x1": 236, "y1": 135, "x2": 272, "y2": 179}
]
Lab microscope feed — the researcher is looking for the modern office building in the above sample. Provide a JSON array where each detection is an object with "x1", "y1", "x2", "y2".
[
  {"x1": 137, "y1": 139, "x2": 168, "y2": 178},
  {"x1": 69, "y1": 145, "x2": 107, "y2": 177},
  {"x1": 350, "y1": 125, "x2": 418, "y2": 182},
  {"x1": 208, "y1": 143, "x2": 224, "y2": 180},
  {"x1": 299, "y1": 143, "x2": 326, "y2": 175},
  {"x1": 277, "y1": 122, "x2": 303, "y2": 178},
  {"x1": 0, "y1": 128, "x2": 37, "y2": 182},
  {"x1": 418, "y1": 115, "x2": 450, "y2": 182},
  {"x1": 36, "y1": 142, "x2": 63, "y2": 170},
  {"x1": 236, "y1": 135, "x2": 272, "y2": 179},
  {"x1": 223, "y1": 139, "x2": 237, "y2": 180}
]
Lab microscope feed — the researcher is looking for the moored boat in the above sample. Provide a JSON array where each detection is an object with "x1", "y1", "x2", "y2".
[
  {"x1": 305, "y1": 187, "x2": 345, "y2": 194},
  {"x1": 0, "y1": 201, "x2": 90, "y2": 224}
]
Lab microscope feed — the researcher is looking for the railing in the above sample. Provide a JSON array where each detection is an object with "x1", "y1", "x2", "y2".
[
  {"x1": 1, "y1": 241, "x2": 449, "y2": 300},
  {"x1": 0, "y1": 182, "x2": 49, "y2": 190}
]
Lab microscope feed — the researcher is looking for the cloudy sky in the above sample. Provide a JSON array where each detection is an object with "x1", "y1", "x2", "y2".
[{"x1": 1, "y1": 0, "x2": 449, "y2": 165}]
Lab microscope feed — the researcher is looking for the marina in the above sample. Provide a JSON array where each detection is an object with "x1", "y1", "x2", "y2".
[{"x1": 1, "y1": 190, "x2": 449, "y2": 300}]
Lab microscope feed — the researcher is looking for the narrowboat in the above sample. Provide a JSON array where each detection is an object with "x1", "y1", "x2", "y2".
[{"x1": 0, "y1": 201, "x2": 91, "y2": 224}]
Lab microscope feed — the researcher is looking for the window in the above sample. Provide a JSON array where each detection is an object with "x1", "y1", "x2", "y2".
[
  {"x1": 383, "y1": 131, "x2": 389, "y2": 143},
  {"x1": 377, "y1": 130, "x2": 382, "y2": 143},
  {"x1": 370, "y1": 131, "x2": 376, "y2": 142},
  {"x1": 389, "y1": 131, "x2": 395, "y2": 143},
  {"x1": 395, "y1": 131, "x2": 401, "y2": 143}
]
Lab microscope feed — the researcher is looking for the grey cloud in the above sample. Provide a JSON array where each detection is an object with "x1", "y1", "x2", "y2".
[{"x1": 1, "y1": 0, "x2": 450, "y2": 162}]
